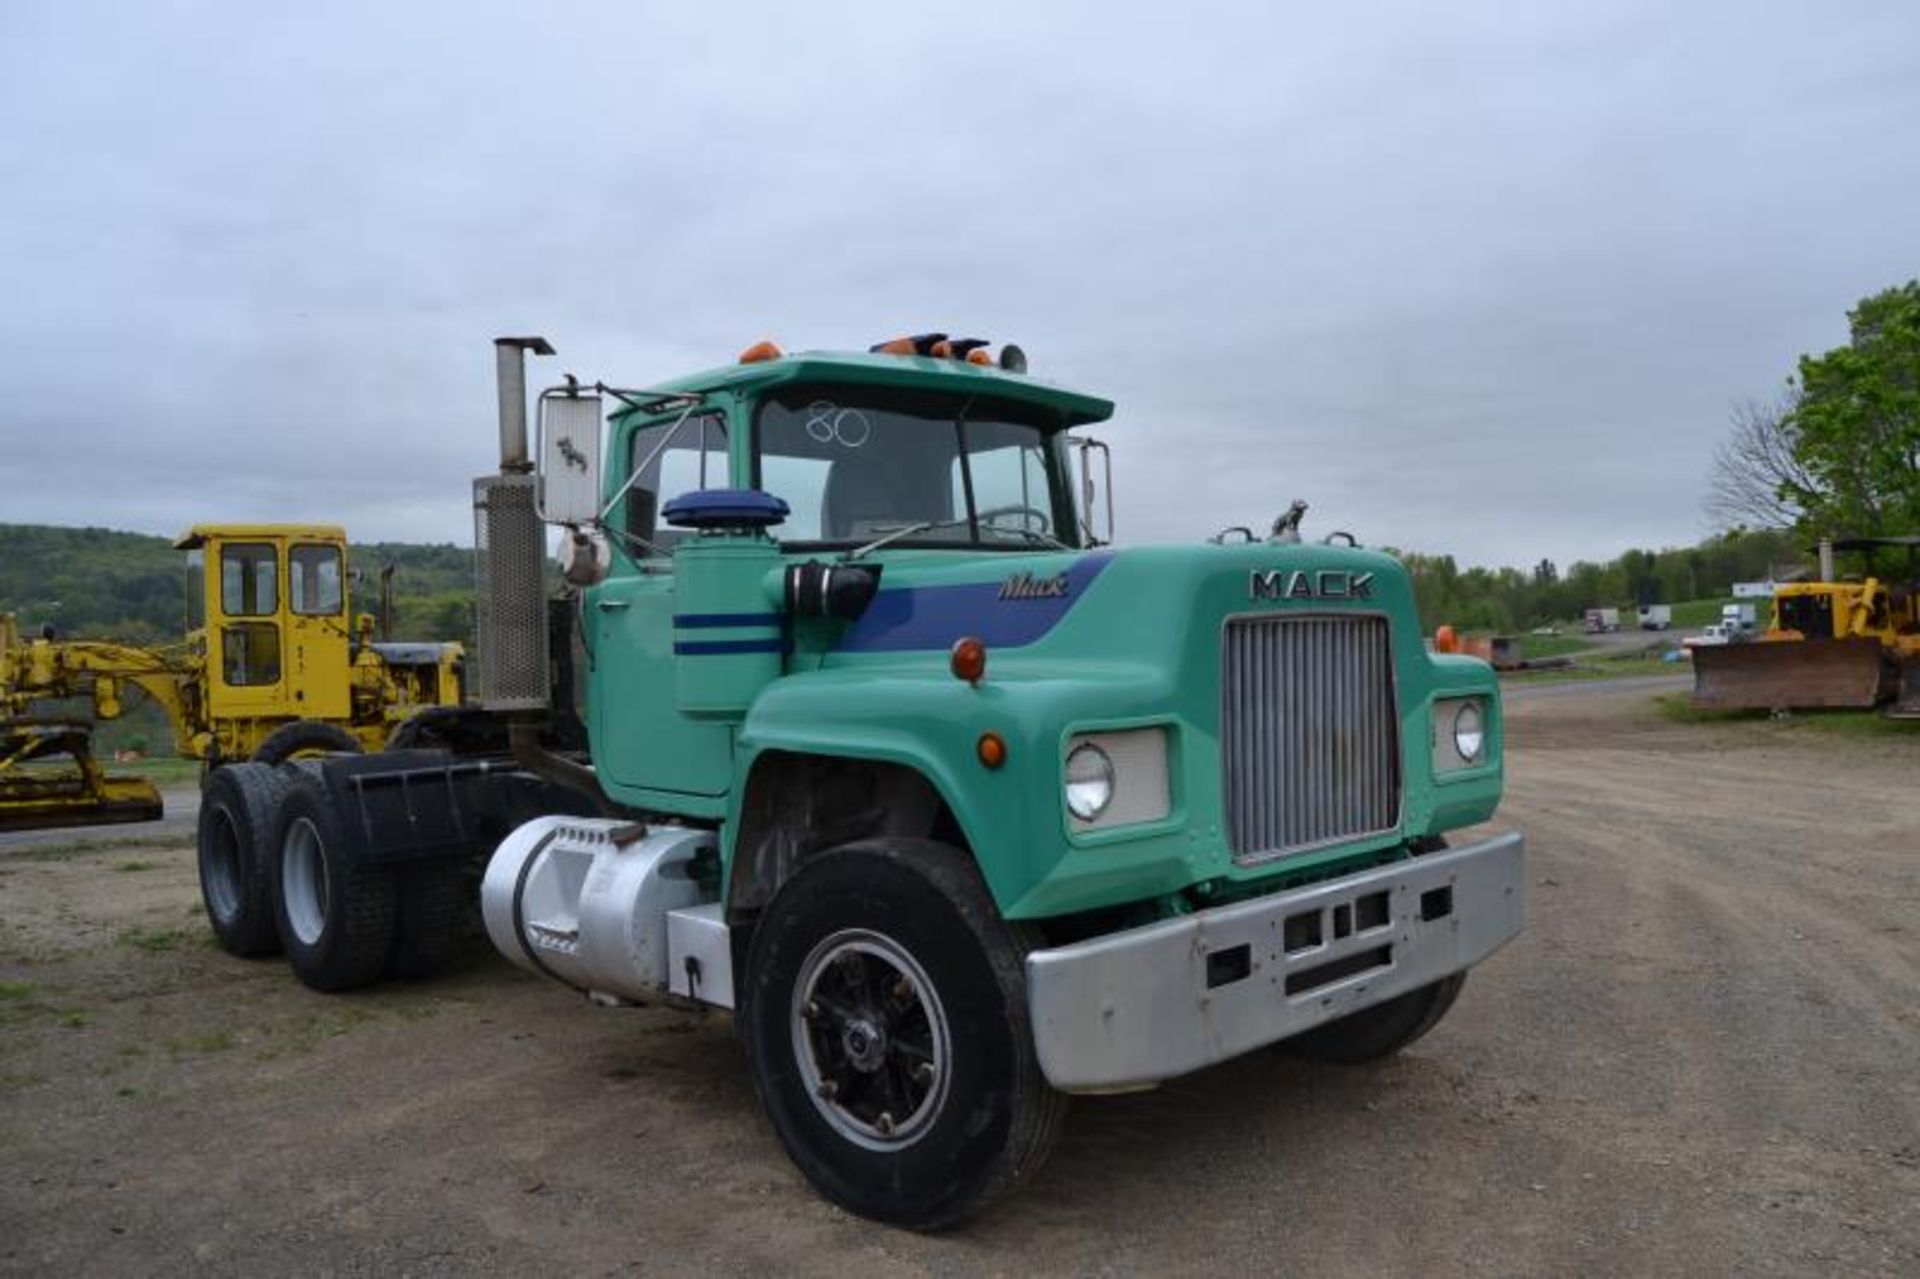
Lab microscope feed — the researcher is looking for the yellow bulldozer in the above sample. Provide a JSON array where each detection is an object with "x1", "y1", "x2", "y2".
[
  {"x1": 1691, "y1": 536, "x2": 1920, "y2": 717},
  {"x1": 1, "y1": 524, "x2": 463, "y2": 832}
]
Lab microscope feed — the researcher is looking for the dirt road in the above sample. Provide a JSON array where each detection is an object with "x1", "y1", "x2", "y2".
[{"x1": 2, "y1": 686, "x2": 1915, "y2": 1275}]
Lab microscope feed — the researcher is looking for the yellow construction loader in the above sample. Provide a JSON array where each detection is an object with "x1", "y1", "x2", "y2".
[
  {"x1": 1691, "y1": 537, "x2": 1920, "y2": 716},
  {"x1": 1, "y1": 524, "x2": 463, "y2": 831}
]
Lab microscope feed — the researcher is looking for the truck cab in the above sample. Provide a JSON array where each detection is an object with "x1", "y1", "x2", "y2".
[{"x1": 565, "y1": 348, "x2": 1510, "y2": 923}]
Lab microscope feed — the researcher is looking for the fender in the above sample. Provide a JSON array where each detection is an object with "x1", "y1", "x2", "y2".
[{"x1": 730, "y1": 668, "x2": 1041, "y2": 912}]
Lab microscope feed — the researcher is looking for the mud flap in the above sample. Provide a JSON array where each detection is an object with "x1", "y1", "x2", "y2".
[{"x1": 1691, "y1": 638, "x2": 1891, "y2": 711}]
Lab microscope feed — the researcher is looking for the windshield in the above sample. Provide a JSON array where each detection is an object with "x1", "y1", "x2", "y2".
[{"x1": 754, "y1": 386, "x2": 1077, "y2": 550}]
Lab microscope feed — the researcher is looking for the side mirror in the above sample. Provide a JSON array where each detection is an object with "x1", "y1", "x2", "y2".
[
  {"x1": 536, "y1": 391, "x2": 604, "y2": 525},
  {"x1": 1069, "y1": 436, "x2": 1114, "y2": 546}
]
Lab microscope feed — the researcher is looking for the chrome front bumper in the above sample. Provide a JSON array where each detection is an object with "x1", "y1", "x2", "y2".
[{"x1": 1025, "y1": 831, "x2": 1524, "y2": 1092}]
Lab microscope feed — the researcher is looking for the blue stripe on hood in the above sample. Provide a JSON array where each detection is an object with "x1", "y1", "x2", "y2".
[{"x1": 836, "y1": 553, "x2": 1114, "y2": 653}]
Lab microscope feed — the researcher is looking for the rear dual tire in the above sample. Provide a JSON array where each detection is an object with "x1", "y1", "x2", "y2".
[
  {"x1": 197, "y1": 763, "x2": 294, "y2": 958},
  {"x1": 271, "y1": 777, "x2": 398, "y2": 993}
]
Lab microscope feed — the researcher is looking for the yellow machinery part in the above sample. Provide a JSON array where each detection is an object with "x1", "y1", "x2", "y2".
[
  {"x1": 1690, "y1": 637, "x2": 1892, "y2": 712},
  {"x1": 1888, "y1": 653, "x2": 1920, "y2": 720},
  {"x1": 0, "y1": 721, "x2": 164, "y2": 834}
]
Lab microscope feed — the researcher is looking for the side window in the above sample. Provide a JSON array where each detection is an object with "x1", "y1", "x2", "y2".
[
  {"x1": 219, "y1": 543, "x2": 278, "y2": 617},
  {"x1": 184, "y1": 549, "x2": 205, "y2": 631},
  {"x1": 289, "y1": 545, "x2": 344, "y2": 616},
  {"x1": 626, "y1": 413, "x2": 728, "y2": 553},
  {"x1": 221, "y1": 624, "x2": 281, "y2": 686}
]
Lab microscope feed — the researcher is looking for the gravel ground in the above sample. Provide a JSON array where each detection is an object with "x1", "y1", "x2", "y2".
[{"x1": 1, "y1": 683, "x2": 1914, "y2": 1276}]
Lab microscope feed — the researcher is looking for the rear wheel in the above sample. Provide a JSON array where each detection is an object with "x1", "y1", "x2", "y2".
[
  {"x1": 1282, "y1": 974, "x2": 1467, "y2": 1064},
  {"x1": 271, "y1": 775, "x2": 397, "y2": 992},
  {"x1": 197, "y1": 763, "x2": 293, "y2": 957},
  {"x1": 253, "y1": 721, "x2": 361, "y2": 766},
  {"x1": 740, "y1": 838, "x2": 1065, "y2": 1229}
]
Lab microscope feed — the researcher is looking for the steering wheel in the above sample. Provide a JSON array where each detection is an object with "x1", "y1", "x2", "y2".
[{"x1": 976, "y1": 503, "x2": 1051, "y2": 535}]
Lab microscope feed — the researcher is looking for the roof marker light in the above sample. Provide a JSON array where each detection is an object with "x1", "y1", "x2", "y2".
[{"x1": 738, "y1": 340, "x2": 783, "y2": 364}]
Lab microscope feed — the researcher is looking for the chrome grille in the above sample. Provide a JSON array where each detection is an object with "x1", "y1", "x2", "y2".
[{"x1": 1222, "y1": 613, "x2": 1400, "y2": 862}]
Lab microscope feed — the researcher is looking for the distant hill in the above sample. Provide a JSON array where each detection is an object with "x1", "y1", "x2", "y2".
[{"x1": 0, "y1": 523, "x2": 475, "y2": 645}]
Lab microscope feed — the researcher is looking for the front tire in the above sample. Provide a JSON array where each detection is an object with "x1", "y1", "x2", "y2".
[
  {"x1": 270, "y1": 775, "x2": 397, "y2": 992},
  {"x1": 253, "y1": 720, "x2": 361, "y2": 766},
  {"x1": 740, "y1": 838, "x2": 1065, "y2": 1229}
]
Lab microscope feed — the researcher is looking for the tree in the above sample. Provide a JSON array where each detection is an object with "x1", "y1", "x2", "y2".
[
  {"x1": 1791, "y1": 280, "x2": 1920, "y2": 538},
  {"x1": 1705, "y1": 392, "x2": 1815, "y2": 530}
]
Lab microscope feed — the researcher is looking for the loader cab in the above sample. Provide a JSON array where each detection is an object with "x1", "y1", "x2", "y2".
[{"x1": 174, "y1": 525, "x2": 355, "y2": 733}]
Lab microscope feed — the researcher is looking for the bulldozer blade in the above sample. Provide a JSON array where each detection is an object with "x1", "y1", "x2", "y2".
[
  {"x1": 1691, "y1": 638, "x2": 1892, "y2": 711},
  {"x1": 1885, "y1": 655, "x2": 1920, "y2": 720},
  {"x1": 0, "y1": 773, "x2": 164, "y2": 833}
]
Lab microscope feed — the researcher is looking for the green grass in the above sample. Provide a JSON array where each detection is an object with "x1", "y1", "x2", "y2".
[
  {"x1": 113, "y1": 860, "x2": 158, "y2": 873},
  {"x1": 1515, "y1": 633, "x2": 1595, "y2": 660},
  {"x1": 0, "y1": 981, "x2": 33, "y2": 1001},
  {"x1": 116, "y1": 925, "x2": 198, "y2": 953},
  {"x1": 113, "y1": 757, "x2": 203, "y2": 786},
  {"x1": 1669, "y1": 597, "x2": 1743, "y2": 630},
  {"x1": 166, "y1": 1028, "x2": 234, "y2": 1056},
  {"x1": 15, "y1": 833, "x2": 193, "y2": 863},
  {"x1": 1653, "y1": 692, "x2": 1919, "y2": 737}
]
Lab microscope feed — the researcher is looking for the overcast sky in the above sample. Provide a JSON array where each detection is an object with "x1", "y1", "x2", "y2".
[{"x1": 2, "y1": 2, "x2": 1915, "y2": 569}]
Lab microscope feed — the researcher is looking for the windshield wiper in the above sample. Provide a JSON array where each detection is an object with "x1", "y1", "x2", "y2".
[
  {"x1": 845, "y1": 517, "x2": 969, "y2": 560},
  {"x1": 846, "y1": 518, "x2": 1070, "y2": 560},
  {"x1": 993, "y1": 526, "x2": 1071, "y2": 550}
]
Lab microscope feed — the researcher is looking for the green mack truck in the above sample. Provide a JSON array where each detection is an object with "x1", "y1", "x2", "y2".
[{"x1": 195, "y1": 333, "x2": 1523, "y2": 1228}]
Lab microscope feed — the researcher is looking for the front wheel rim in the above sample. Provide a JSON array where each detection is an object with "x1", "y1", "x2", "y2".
[
  {"x1": 791, "y1": 929, "x2": 952, "y2": 1151},
  {"x1": 281, "y1": 816, "x2": 330, "y2": 947}
]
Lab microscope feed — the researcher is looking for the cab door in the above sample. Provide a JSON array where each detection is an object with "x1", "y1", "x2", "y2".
[
  {"x1": 206, "y1": 539, "x2": 288, "y2": 718},
  {"x1": 589, "y1": 571, "x2": 733, "y2": 798},
  {"x1": 284, "y1": 542, "x2": 352, "y2": 720},
  {"x1": 586, "y1": 410, "x2": 734, "y2": 799}
]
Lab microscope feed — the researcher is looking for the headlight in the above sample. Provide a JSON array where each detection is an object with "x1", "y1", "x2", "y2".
[
  {"x1": 1452, "y1": 701, "x2": 1485, "y2": 762},
  {"x1": 1063, "y1": 743, "x2": 1116, "y2": 822}
]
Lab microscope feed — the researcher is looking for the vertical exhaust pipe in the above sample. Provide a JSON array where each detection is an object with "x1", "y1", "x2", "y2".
[
  {"x1": 495, "y1": 336, "x2": 555, "y2": 474},
  {"x1": 474, "y1": 337, "x2": 556, "y2": 712},
  {"x1": 1818, "y1": 537, "x2": 1834, "y2": 583}
]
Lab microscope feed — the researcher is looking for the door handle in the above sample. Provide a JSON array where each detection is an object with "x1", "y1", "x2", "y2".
[{"x1": 596, "y1": 599, "x2": 631, "y2": 612}]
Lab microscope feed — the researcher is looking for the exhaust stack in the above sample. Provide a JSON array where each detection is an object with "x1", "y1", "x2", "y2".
[
  {"x1": 472, "y1": 337, "x2": 556, "y2": 712},
  {"x1": 495, "y1": 336, "x2": 555, "y2": 473}
]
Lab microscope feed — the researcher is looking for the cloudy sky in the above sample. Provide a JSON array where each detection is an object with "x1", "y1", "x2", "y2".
[{"x1": 2, "y1": 1, "x2": 1915, "y2": 569}]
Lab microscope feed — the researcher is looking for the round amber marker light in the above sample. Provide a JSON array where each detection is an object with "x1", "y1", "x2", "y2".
[
  {"x1": 950, "y1": 635, "x2": 987, "y2": 684},
  {"x1": 977, "y1": 732, "x2": 1008, "y2": 769}
]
